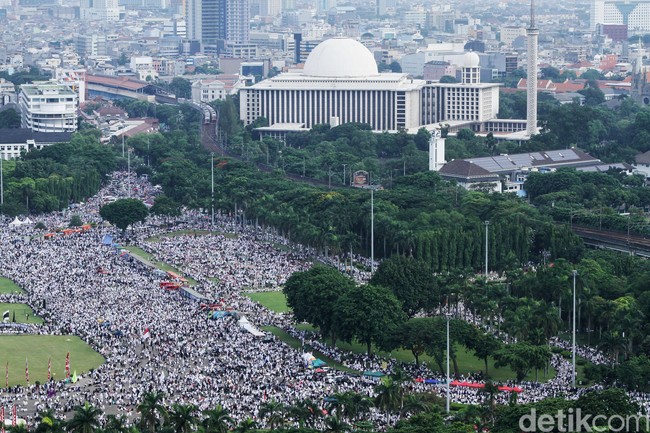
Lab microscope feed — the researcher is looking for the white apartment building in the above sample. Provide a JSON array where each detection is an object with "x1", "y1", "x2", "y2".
[
  {"x1": 130, "y1": 56, "x2": 158, "y2": 81},
  {"x1": 591, "y1": 0, "x2": 650, "y2": 31},
  {"x1": 19, "y1": 84, "x2": 78, "y2": 133},
  {"x1": 500, "y1": 26, "x2": 526, "y2": 46}
]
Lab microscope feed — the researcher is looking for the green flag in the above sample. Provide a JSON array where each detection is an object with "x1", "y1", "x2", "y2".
[{"x1": 72, "y1": 371, "x2": 77, "y2": 383}]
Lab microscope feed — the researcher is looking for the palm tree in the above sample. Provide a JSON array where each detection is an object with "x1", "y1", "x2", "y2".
[
  {"x1": 233, "y1": 418, "x2": 257, "y2": 433},
  {"x1": 374, "y1": 377, "x2": 402, "y2": 424},
  {"x1": 339, "y1": 392, "x2": 373, "y2": 423},
  {"x1": 287, "y1": 400, "x2": 312, "y2": 429},
  {"x1": 259, "y1": 400, "x2": 286, "y2": 430},
  {"x1": 201, "y1": 405, "x2": 233, "y2": 433},
  {"x1": 137, "y1": 391, "x2": 168, "y2": 433},
  {"x1": 324, "y1": 415, "x2": 351, "y2": 433},
  {"x1": 9, "y1": 424, "x2": 29, "y2": 433},
  {"x1": 399, "y1": 394, "x2": 432, "y2": 418},
  {"x1": 104, "y1": 415, "x2": 129, "y2": 433},
  {"x1": 168, "y1": 404, "x2": 198, "y2": 433},
  {"x1": 67, "y1": 402, "x2": 102, "y2": 433},
  {"x1": 34, "y1": 409, "x2": 65, "y2": 433}
]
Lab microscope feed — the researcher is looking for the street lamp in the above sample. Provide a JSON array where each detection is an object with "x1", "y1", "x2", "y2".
[
  {"x1": 484, "y1": 221, "x2": 490, "y2": 278},
  {"x1": 211, "y1": 152, "x2": 215, "y2": 226},
  {"x1": 446, "y1": 308, "x2": 451, "y2": 413},
  {"x1": 371, "y1": 185, "x2": 375, "y2": 274},
  {"x1": 572, "y1": 269, "x2": 578, "y2": 388}
]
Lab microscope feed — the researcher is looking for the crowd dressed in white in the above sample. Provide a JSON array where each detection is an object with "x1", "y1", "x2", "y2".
[{"x1": 0, "y1": 172, "x2": 646, "y2": 427}]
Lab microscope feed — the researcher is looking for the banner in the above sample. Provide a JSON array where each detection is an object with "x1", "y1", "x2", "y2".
[
  {"x1": 11, "y1": 405, "x2": 16, "y2": 427},
  {"x1": 1, "y1": 406, "x2": 5, "y2": 433},
  {"x1": 25, "y1": 358, "x2": 28, "y2": 384},
  {"x1": 47, "y1": 357, "x2": 51, "y2": 382},
  {"x1": 65, "y1": 352, "x2": 70, "y2": 379}
]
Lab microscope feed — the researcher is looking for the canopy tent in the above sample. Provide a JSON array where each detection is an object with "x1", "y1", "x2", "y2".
[
  {"x1": 9, "y1": 217, "x2": 23, "y2": 226},
  {"x1": 44, "y1": 233, "x2": 56, "y2": 239},
  {"x1": 312, "y1": 359, "x2": 327, "y2": 368},
  {"x1": 238, "y1": 316, "x2": 265, "y2": 337},
  {"x1": 362, "y1": 371, "x2": 385, "y2": 378},
  {"x1": 23, "y1": 217, "x2": 33, "y2": 224},
  {"x1": 102, "y1": 234, "x2": 113, "y2": 245}
]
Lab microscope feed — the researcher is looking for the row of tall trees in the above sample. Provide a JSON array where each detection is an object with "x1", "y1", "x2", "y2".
[{"x1": 0, "y1": 129, "x2": 116, "y2": 216}]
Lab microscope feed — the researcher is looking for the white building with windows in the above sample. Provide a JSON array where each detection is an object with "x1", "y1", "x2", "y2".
[
  {"x1": 591, "y1": 0, "x2": 650, "y2": 31},
  {"x1": 19, "y1": 84, "x2": 78, "y2": 133},
  {"x1": 191, "y1": 74, "x2": 250, "y2": 103},
  {"x1": 239, "y1": 38, "x2": 503, "y2": 133}
]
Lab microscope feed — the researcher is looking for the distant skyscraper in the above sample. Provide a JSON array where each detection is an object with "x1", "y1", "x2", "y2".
[
  {"x1": 376, "y1": 0, "x2": 396, "y2": 16},
  {"x1": 186, "y1": 0, "x2": 248, "y2": 53},
  {"x1": 317, "y1": 0, "x2": 335, "y2": 14},
  {"x1": 591, "y1": 0, "x2": 650, "y2": 31},
  {"x1": 80, "y1": 0, "x2": 119, "y2": 21},
  {"x1": 526, "y1": 0, "x2": 538, "y2": 136}
]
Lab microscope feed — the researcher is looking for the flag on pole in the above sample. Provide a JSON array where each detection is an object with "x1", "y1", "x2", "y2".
[
  {"x1": 47, "y1": 357, "x2": 51, "y2": 382},
  {"x1": 25, "y1": 357, "x2": 28, "y2": 384},
  {"x1": 65, "y1": 352, "x2": 70, "y2": 379},
  {"x1": 142, "y1": 327, "x2": 150, "y2": 341},
  {"x1": 72, "y1": 371, "x2": 77, "y2": 384},
  {"x1": 11, "y1": 404, "x2": 16, "y2": 427}
]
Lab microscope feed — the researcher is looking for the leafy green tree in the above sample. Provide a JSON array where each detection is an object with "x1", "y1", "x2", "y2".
[
  {"x1": 69, "y1": 214, "x2": 83, "y2": 227},
  {"x1": 0, "y1": 109, "x2": 21, "y2": 128},
  {"x1": 233, "y1": 418, "x2": 257, "y2": 433},
  {"x1": 370, "y1": 255, "x2": 436, "y2": 317},
  {"x1": 104, "y1": 415, "x2": 129, "y2": 433},
  {"x1": 150, "y1": 195, "x2": 182, "y2": 217},
  {"x1": 168, "y1": 78, "x2": 192, "y2": 99},
  {"x1": 334, "y1": 284, "x2": 406, "y2": 355},
  {"x1": 67, "y1": 402, "x2": 102, "y2": 433},
  {"x1": 439, "y1": 75, "x2": 458, "y2": 83},
  {"x1": 100, "y1": 198, "x2": 149, "y2": 232},
  {"x1": 284, "y1": 265, "x2": 355, "y2": 344}
]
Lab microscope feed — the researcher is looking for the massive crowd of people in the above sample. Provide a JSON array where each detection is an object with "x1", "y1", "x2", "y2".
[{"x1": 0, "y1": 172, "x2": 645, "y2": 427}]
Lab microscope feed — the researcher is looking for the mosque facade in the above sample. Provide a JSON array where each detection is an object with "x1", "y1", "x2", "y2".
[{"x1": 239, "y1": 38, "x2": 505, "y2": 133}]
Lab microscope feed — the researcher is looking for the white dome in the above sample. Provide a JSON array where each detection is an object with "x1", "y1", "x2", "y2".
[
  {"x1": 303, "y1": 38, "x2": 379, "y2": 78},
  {"x1": 462, "y1": 52, "x2": 480, "y2": 68}
]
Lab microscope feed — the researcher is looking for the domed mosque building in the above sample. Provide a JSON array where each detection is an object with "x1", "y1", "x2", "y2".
[{"x1": 240, "y1": 38, "x2": 525, "y2": 136}]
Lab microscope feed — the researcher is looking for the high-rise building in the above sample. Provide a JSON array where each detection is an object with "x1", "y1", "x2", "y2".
[
  {"x1": 19, "y1": 84, "x2": 78, "y2": 133},
  {"x1": 80, "y1": 0, "x2": 119, "y2": 21},
  {"x1": 591, "y1": 0, "x2": 650, "y2": 32},
  {"x1": 75, "y1": 34, "x2": 107, "y2": 58},
  {"x1": 186, "y1": 0, "x2": 249, "y2": 53},
  {"x1": 526, "y1": 0, "x2": 538, "y2": 136},
  {"x1": 376, "y1": 0, "x2": 396, "y2": 16}
]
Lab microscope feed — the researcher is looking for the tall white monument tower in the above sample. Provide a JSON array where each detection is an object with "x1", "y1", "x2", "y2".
[
  {"x1": 526, "y1": 0, "x2": 539, "y2": 136},
  {"x1": 429, "y1": 129, "x2": 446, "y2": 171}
]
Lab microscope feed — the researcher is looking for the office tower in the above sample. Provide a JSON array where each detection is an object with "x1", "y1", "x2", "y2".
[{"x1": 186, "y1": 0, "x2": 248, "y2": 53}]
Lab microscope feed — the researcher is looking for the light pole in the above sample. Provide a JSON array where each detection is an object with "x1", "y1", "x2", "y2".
[
  {"x1": 371, "y1": 186, "x2": 375, "y2": 274},
  {"x1": 484, "y1": 220, "x2": 490, "y2": 278},
  {"x1": 127, "y1": 148, "x2": 131, "y2": 198},
  {"x1": 572, "y1": 269, "x2": 577, "y2": 388},
  {"x1": 446, "y1": 309, "x2": 451, "y2": 413},
  {"x1": 342, "y1": 163, "x2": 347, "y2": 186},
  {"x1": 0, "y1": 156, "x2": 3, "y2": 209},
  {"x1": 211, "y1": 152, "x2": 215, "y2": 226}
]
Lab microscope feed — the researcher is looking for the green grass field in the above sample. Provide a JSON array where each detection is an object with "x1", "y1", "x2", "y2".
[
  {"x1": 123, "y1": 246, "x2": 198, "y2": 286},
  {"x1": 244, "y1": 291, "x2": 290, "y2": 313},
  {"x1": 0, "y1": 335, "x2": 104, "y2": 386},
  {"x1": 0, "y1": 277, "x2": 24, "y2": 294},
  {"x1": 145, "y1": 230, "x2": 238, "y2": 242},
  {"x1": 0, "y1": 303, "x2": 43, "y2": 324}
]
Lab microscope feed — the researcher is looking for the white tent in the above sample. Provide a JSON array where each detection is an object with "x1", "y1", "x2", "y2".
[
  {"x1": 23, "y1": 217, "x2": 33, "y2": 224},
  {"x1": 238, "y1": 316, "x2": 265, "y2": 337},
  {"x1": 8, "y1": 217, "x2": 23, "y2": 226}
]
